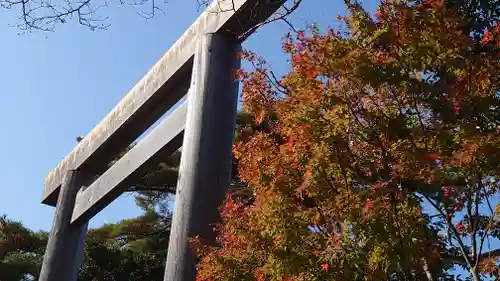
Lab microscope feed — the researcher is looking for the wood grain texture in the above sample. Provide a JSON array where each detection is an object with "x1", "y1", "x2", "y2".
[
  {"x1": 42, "y1": 0, "x2": 285, "y2": 206},
  {"x1": 71, "y1": 101, "x2": 187, "y2": 224},
  {"x1": 163, "y1": 33, "x2": 241, "y2": 281},
  {"x1": 39, "y1": 170, "x2": 90, "y2": 281}
]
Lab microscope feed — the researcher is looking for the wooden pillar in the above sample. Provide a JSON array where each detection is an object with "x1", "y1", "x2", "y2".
[
  {"x1": 39, "y1": 169, "x2": 89, "y2": 281},
  {"x1": 163, "y1": 33, "x2": 241, "y2": 281}
]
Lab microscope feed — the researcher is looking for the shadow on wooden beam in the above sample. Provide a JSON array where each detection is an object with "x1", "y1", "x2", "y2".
[{"x1": 71, "y1": 101, "x2": 187, "y2": 224}]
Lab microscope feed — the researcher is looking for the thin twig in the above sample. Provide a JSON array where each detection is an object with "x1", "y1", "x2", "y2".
[
  {"x1": 421, "y1": 194, "x2": 474, "y2": 271},
  {"x1": 239, "y1": 0, "x2": 302, "y2": 40}
]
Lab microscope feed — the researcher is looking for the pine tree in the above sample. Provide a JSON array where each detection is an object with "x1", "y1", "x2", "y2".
[{"x1": 0, "y1": 215, "x2": 47, "y2": 281}]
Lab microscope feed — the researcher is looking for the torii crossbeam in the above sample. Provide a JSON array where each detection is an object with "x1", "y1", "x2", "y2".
[{"x1": 38, "y1": 0, "x2": 285, "y2": 280}]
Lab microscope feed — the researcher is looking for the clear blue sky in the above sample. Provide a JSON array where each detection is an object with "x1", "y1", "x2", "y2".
[{"x1": 0, "y1": 0, "x2": 379, "y2": 232}]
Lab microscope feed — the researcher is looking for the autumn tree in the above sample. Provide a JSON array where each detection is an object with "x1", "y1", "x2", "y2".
[
  {"x1": 194, "y1": 0, "x2": 500, "y2": 280},
  {"x1": 89, "y1": 110, "x2": 258, "y2": 251}
]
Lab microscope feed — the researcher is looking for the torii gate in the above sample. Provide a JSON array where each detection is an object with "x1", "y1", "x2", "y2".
[{"x1": 37, "y1": 1, "x2": 285, "y2": 280}]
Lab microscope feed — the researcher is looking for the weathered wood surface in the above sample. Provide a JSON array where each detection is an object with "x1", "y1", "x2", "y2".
[
  {"x1": 39, "y1": 170, "x2": 90, "y2": 281},
  {"x1": 163, "y1": 33, "x2": 241, "y2": 281},
  {"x1": 42, "y1": 0, "x2": 286, "y2": 206},
  {"x1": 71, "y1": 101, "x2": 187, "y2": 224}
]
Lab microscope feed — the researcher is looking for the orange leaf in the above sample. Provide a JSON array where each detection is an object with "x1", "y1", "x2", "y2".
[
  {"x1": 274, "y1": 235, "x2": 281, "y2": 242},
  {"x1": 480, "y1": 31, "x2": 492, "y2": 45},
  {"x1": 427, "y1": 153, "x2": 441, "y2": 160}
]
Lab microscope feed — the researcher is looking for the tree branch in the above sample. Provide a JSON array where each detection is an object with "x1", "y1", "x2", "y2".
[
  {"x1": 0, "y1": 0, "x2": 110, "y2": 32},
  {"x1": 476, "y1": 179, "x2": 498, "y2": 267},
  {"x1": 421, "y1": 194, "x2": 474, "y2": 272},
  {"x1": 239, "y1": 0, "x2": 302, "y2": 39}
]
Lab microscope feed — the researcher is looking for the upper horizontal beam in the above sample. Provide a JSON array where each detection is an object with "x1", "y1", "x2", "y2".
[
  {"x1": 71, "y1": 101, "x2": 187, "y2": 224},
  {"x1": 42, "y1": 0, "x2": 285, "y2": 206}
]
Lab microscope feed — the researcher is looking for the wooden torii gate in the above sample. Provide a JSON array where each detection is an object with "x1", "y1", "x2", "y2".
[{"x1": 38, "y1": 1, "x2": 284, "y2": 280}]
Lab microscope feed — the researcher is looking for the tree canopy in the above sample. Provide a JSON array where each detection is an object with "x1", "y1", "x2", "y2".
[
  {"x1": 0, "y1": 111, "x2": 261, "y2": 281},
  {"x1": 2, "y1": 0, "x2": 499, "y2": 280},
  {"x1": 193, "y1": 0, "x2": 500, "y2": 280},
  {"x1": 0, "y1": 214, "x2": 171, "y2": 281},
  {"x1": 0, "y1": 215, "x2": 46, "y2": 281}
]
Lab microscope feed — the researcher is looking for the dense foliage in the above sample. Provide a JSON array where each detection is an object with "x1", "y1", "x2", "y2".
[
  {"x1": 3, "y1": 0, "x2": 500, "y2": 280},
  {"x1": 0, "y1": 215, "x2": 46, "y2": 281},
  {"x1": 0, "y1": 150, "x2": 180, "y2": 281},
  {"x1": 78, "y1": 229, "x2": 167, "y2": 281},
  {"x1": 0, "y1": 215, "x2": 168, "y2": 281},
  {"x1": 0, "y1": 113, "x2": 258, "y2": 281},
  {"x1": 193, "y1": 1, "x2": 500, "y2": 280}
]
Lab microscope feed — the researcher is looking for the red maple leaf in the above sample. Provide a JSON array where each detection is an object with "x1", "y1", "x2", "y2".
[
  {"x1": 452, "y1": 100, "x2": 461, "y2": 114},
  {"x1": 292, "y1": 54, "x2": 303, "y2": 64},
  {"x1": 443, "y1": 186, "x2": 450, "y2": 197},
  {"x1": 364, "y1": 199, "x2": 374, "y2": 215},
  {"x1": 321, "y1": 263, "x2": 329, "y2": 272},
  {"x1": 480, "y1": 31, "x2": 492, "y2": 45}
]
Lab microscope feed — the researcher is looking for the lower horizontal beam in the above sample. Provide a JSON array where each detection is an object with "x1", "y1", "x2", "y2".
[
  {"x1": 42, "y1": 0, "x2": 286, "y2": 206},
  {"x1": 71, "y1": 101, "x2": 187, "y2": 224}
]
